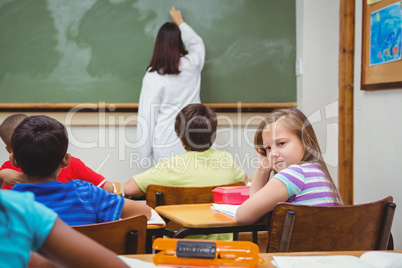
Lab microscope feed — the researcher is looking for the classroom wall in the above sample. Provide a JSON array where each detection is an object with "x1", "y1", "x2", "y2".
[
  {"x1": 354, "y1": 0, "x2": 402, "y2": 250},
  {"x1": 296, "y1": 0, "x2": 340, "y2": 186}
]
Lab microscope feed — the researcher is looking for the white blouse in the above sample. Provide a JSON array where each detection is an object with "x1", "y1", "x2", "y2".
[{"x1": 136, "y1": 22, "x2": 205, "y2": 165}]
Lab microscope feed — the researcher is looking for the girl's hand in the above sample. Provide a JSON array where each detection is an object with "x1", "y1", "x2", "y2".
[
  {"x1": 170, "y1": 7, "x2": 184, "y2": 26},
  {"x1": 249, "y1": 153, "x2": 272, "y2": 197},
  {"x1": 257, "y1": 153, "x2": 272, "y2": 172}
]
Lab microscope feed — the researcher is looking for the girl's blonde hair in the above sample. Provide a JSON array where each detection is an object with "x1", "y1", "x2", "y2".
[{"x1": 254, "y1": 108, "x2": 342, "y2": 205}]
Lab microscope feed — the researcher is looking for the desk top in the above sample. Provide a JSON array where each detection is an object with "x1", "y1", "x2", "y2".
[
  {"x1": 155, "y1": 203, "x2": 265, "y2": 228},
  {"x1": 122, "y1": 251, "x2": 402, "y2": 267},
  {"x1": 147, "y1": 224, "x2": 165, "y2": 230}
]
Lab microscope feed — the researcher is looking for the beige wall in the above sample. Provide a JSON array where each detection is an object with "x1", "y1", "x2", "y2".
[
  {"x1": 354, "y1": 0, "x2": 402, "y2": 249},
  {"x1": 296, "y1": 0, "x2": 340, "y2": 185}
]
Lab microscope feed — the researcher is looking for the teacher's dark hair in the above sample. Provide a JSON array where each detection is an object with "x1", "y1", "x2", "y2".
[{"x1": 147, "y1": 22, "x2": 188, "y2": 75}]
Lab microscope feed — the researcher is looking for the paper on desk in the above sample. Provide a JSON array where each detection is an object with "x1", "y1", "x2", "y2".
[
  {"x1": 210, "y1": 203, "x2": 240, "y2": 217},
  {"x1": 147, "y1": 210, "x2": 165, "y2": 225},
  {"x1": 272, "y1": 255, "x2": 375, "y2": 268},
  {"x1": 272, "y1": 252, "x2": 402, "y2": 268},
  {"x1": 118, "y1": 256, "x2": 172, "y2": 268}
]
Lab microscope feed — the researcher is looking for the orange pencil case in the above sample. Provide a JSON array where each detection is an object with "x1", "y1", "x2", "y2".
[{"x1": 153, "y1": 238, "x2": 264, "y2": 267}]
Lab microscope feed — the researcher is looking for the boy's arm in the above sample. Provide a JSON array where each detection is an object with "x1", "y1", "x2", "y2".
[
  {"x1": 102, "y1": 181, "x2": 114, "y2": 193},
  {"x1": 124, "y1": 178, "x2": 145, "y2": 198},
  {"x1": 120, "y1": 198, "x2": 151, "y2": 220},
  {"x1": 0, "y1": 168, "x2": 24, "y2": 187},
  {"x1": 28, "y1": 252, "x2": 59, "y2": 268}
]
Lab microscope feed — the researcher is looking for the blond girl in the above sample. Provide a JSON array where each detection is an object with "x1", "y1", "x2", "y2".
[{"x1": 236, "y1": 108, "x2": 342, "y2": 225}]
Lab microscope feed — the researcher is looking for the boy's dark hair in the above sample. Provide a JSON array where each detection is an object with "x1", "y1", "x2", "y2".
[
  {"x1": 11, "y1": 115, "x2": 68, "y2": 178},
  {"x1": 0, "y1": 114, "x2": 28, "y2": 147},
  {"x1": 174, "y1": 104, "x2": 217, "y2": 151}
]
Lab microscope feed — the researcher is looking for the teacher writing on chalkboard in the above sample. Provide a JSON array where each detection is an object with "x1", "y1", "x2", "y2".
[{"x1": 136, "y1": 7, "x2": 205, "y2": 165}]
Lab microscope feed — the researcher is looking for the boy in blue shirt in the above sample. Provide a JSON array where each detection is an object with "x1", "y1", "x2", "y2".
[
  {"x1": 0, "y1": 189, "x2": 128, "y2": 267},
  {"x1": 11, "y1": 115, "x2": 151, "y2": 226}
]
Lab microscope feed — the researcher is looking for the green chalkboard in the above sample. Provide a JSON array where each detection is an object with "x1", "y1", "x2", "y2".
[{"x1": 0, "y1": 0, "x2": 296, "y2": 105}]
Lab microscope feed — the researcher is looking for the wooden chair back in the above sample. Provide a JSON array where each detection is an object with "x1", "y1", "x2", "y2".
[
  {"x1": 266, "y1": 196, "x2": 396, "y2": 253},
  {"x1": 73, "y1": 215, "x2": 147, "y2": 254},
  {"x1": 112, "y1": 182, "x2": 122, "y2": 195},
  {"x1": 146, "y1": 182, "x2": 245, "y2": 208}
]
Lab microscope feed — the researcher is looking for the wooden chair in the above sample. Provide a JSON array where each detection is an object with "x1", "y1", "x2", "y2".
[
  {"x1": 73, "y1": 215, "x2": 147, "y2": 254},
  {"x1": 112, "y1": 182, "x2": 122, "y2": 195},
  {"x1": 266, "y1": 196, "x2": 396, "y2": 253},
  {"x1": 146, "y1": 182, "x2": 245, "y2": 209}
]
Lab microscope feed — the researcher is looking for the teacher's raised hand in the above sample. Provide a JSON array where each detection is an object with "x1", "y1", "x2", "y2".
[{"x1": 170, "y1": 7, "x2": 184, "y2": 26}]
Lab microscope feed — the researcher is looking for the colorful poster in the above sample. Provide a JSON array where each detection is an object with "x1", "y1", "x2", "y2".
[
  {"x1": 370, "y1": 2, "x2": 402, "y2": 66},
  {"x1": 368, "y1": 0, "x2": 383, "y2": 5}
]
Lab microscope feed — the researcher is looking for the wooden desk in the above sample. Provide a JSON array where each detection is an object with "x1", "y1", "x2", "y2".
[
  {"x1": 147, "y1": 223, "x2": 165, "y2": 230},
  {"x1": 155, "y1": 203, "x2": 266, "y2": 243},
  {"x1": 146, "y1": 210, "x2": 173, "y2": 254},
  {"x1": 122, "y1": 251, "x2": 402, "y2": 267}
]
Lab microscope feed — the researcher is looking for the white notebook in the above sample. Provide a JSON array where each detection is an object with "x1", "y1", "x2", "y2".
[
  {"x1": 147, "y1": 210, "x2": 165, "y2": 225},
  {"x1": 272, "y1": 251, "x2": 402, "y2": 268},
  {"x1": 210, "y1": 203, "x2": 240, "y2": 218},
  {"x1": 118, "y1": 256, "x2": 172, "y2": 268}
]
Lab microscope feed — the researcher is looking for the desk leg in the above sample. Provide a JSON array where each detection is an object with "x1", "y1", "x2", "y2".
[
  {"x1": 146, "y1": 232, "x2": 154, "y2": 254},
  {"x1": 173, "y1": 227, "x2": 193, "y2": 238},
  {"x1": 173, "y1": 226, "x2": 267, "y2": 244},
  {"x1": 146, "y1": 228, "x2": 175, "y2": 254},
  {"x1": 233, "y1": 232, "x2": 239, "y2": 240},
  {"x1": 174, "y1": 227, "x2": 226, "y2": 239},
  {"x1": 252, "y1": 231, "x2": 258, "y2": 244}
]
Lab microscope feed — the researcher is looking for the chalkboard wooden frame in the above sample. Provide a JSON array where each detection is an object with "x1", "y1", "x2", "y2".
[
  {"x1": 361, "y1": 0, "x2": 402, "y2": 90},
  {"x1": 0, "y1": 102, "x2": 297, "y2": 112}
]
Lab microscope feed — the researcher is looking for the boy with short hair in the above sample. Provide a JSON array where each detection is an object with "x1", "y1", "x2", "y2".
[
  {"x1": 124, "y1": 103, "x2": 248, "y2": 197},
  {"x1": 11, "y1": 115, "x2": 151, "y2": 225},
  {"x1": 0, "y1": 113, "x2": 114, "y2": 192}
]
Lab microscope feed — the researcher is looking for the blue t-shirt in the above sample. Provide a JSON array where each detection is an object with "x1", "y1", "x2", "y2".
[
  {"x1": 13, "y1": 180, "x2": 125, "y2": 226},
  {"x1": 0, "y1": 190, "x2": 57, "y2": 268}
]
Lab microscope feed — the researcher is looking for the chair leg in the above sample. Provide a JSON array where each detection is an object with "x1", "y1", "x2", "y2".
[{"x1": 279, "y1": 210, "x2": 296, "y2": 252}]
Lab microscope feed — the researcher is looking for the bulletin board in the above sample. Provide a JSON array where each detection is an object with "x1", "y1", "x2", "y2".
[{"x1": 361, "y1": 0, "x2": 402, "y2": 90}]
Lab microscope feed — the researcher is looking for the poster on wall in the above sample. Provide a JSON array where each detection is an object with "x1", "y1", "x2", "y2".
[
  {"x1": 369, "y1": 2, "x2": 402, "y2": 66},
  {"x1": 362, "y1": 0, "x2": 402, "y2": 90},
  {"x1": 368, "y1": 0, "x2": 383, "y2": 4}
]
